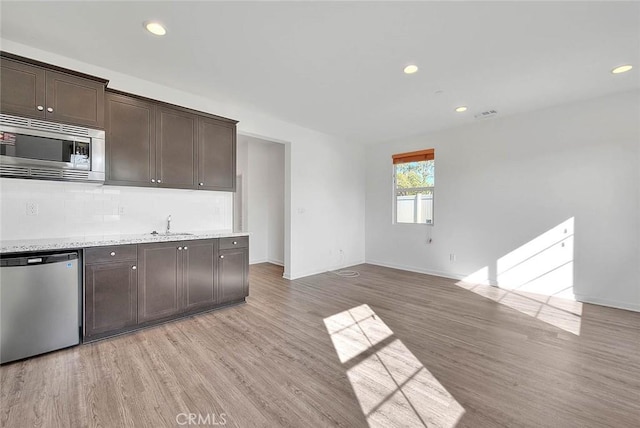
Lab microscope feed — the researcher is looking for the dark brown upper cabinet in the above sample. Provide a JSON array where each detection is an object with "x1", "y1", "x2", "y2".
[
  {"x1": 156, "y1": 106, "x2": 197, "y2": 189},
  {"x1": 0, "y1": 53, "x2": 107, "y2": 129},
  {"x1": 105, "y1": 92, "x2": 156, "y2": 186},
  {"x1": 0, "y1": 58, "x2": 46, "y2": 118},
  {"x1": 104, "y1": 89, "x2": 237, "y2": 191},
  {"x1": 198, "y1": 116, "x2": 236, "y2": 191}
]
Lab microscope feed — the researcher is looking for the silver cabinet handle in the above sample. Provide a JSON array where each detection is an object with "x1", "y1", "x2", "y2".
[
  {"x1": 37, "y1": 105, "x2": 44, "y2": 111},
  {"x1": 233, "y1": 241, "x2": 237, "y2": 245},
  {"x1": 178, "y1": 246, "x2": 183, "y2": 250},
  {"x1": 110, "y1": 251, "x2": 116, "y2": 256},
  {"x1": 132, "y1": 265, "x2": 137, "y2": 270},
  {"x1": 157, "y1": 179, "x2": 162, "y2": 183},
  {"x1": 219, "y1": 255, "x2": 224, "y2": 259},
  {"x1": 184, "y1": 246, "x2": 188, "y2": 250},
  {"x1": 47, "y1": 107, "x2": 54, "y2": 113},
  {"x1": 151, "y1": 179, "x2": 156, "y2": 183},
  {"x1": 199, "y1": 182, "x2": 204, "y2": 186}
]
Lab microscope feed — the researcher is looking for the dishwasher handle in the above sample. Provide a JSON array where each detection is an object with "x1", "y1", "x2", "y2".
[{"x1": 0, "y1": 252, "x2": 78, "y2": 267}]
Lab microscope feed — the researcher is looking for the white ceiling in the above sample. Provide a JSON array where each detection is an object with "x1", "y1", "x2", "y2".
[{"x1": 1, "y1": 1, "x2": 639, "y2": 144}]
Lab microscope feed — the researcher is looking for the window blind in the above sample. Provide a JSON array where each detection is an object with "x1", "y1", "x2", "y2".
[{"x1": 392, "y1": 149, "x2": 434, "y2": 164}]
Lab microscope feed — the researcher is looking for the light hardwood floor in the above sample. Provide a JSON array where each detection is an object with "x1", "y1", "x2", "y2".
[{"x1": 1, "y1": 263, "x2": 639, "y2": 427}]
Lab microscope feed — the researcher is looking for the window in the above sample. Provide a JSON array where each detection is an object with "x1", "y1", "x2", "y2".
[{"x1": 393, "y1": 149, "x2": 435, "y2": 224}]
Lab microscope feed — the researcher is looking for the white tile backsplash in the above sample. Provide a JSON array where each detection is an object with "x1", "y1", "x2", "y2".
[{"x1": 0, "y1": 178, "x2": 233, "y2": 240}]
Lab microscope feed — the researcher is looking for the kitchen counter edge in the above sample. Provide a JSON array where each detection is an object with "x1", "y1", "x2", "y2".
[{"x1": 0, "y1": 232, "x2": 250, "y2": 254}]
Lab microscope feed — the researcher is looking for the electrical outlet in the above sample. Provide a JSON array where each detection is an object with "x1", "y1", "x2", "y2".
[
  {"x1": 449, "y1": 253, "x2": 456, "y2": 262},
  {"x1": 118, "y1": 206, "x2": 126, "y2": 215},
  {"x1": 26, "y1": 201, "x2": 38, "y2": 216}
]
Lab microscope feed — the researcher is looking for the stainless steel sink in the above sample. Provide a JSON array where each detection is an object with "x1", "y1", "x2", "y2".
[{"x1": 150, "y1": 231, "x2": 193, "y2": 236}]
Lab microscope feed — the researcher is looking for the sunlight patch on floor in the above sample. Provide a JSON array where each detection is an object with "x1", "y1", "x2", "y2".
[
  {"x1": 460, "y1": 281, "x2": 583, "y2": 335},
  {"x1": 457, "y1": 218, "x2": 582, "y2": 335},
  {"x1": 324, "y1": 304, "x2": 465, "y2": 428}
]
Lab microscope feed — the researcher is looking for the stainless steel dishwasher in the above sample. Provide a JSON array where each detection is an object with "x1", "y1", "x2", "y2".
[{"x1": 0, "y1": 251, "x2": 80, "y2": 364}]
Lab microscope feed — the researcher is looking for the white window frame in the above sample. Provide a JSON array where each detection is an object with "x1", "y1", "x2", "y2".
[{"x1": 393, "y1": 161, "x2": 435, "y2": 225}]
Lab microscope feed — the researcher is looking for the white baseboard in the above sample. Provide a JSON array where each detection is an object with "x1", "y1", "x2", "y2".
[
  {"x1": 327, "y1": 259, "x2": 366, "y2": 273},
  {"x1": 365, "y1": 259, "x2": 468, "y2": 282},
  {"x1": 575, "y1": 295, "x2": 640, "y2": 313},
  {"x1": 286, "y1": 260, "x2": 365, "y2": 281},
  {"x1": 285, "y1": 268, "x2": 331, "y2": 280},
  {"x1": 251, "y1": 259, "x2": 284, "y2": 266},
  {"x1": 366, "y1": 259, "x2": 639, "y2": 313}
]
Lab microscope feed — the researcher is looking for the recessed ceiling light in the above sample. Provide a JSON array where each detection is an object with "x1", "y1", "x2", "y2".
[
  {"x1": 455, "y1": 106, "x2": 468, "y2": 113},
  {"x1": 611, "y1": 64, "x2": 633, "y2": 74},
  {"x1": 404, "y1": 65, "x2": 418, "y2": 74},
  {"x1": 144, "y1": 21, "x2": 167, "y2": 36}
]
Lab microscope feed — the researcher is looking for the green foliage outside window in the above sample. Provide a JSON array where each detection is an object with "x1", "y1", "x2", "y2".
[{"x1": 395, "y1": 160, "x2": 434, "y2": 194}]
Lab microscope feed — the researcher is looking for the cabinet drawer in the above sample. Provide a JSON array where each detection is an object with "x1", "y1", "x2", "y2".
[
  {"x1": 219, "y1": 236, "x2": 248, "y2": 250},
  {"x1": 85, "y1": 244, "x2": 137, "y2": 264}
]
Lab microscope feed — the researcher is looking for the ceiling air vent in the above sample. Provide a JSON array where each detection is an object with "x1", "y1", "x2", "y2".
[
  {"x1": 0, "y1": 164, "x2": 30, "y2": 177},
  {"x1": 474, "y1": 110, "x2": 498, "y2": 120}
]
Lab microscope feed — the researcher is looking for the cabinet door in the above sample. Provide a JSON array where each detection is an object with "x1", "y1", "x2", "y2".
[
  {"x1": 218, "y1": 247, "x2": 249, "y2": 304},
  {"x1": 45, "y1": 70, "x2": 105, "y2": 128},
  {"x1": 0, "y1": 58, "x2": 46, "y2": 119},
  {"x1": 197, "y1": 117, "x2": 236, "y2": 191},
  {"x1": 137, "y1": 243, "x2": 181, "y2": 323},
  {"x1": 85, "y1": 261, "x2": 137, "y2": 338},
  {"x1": 105, "y1": 92, "x2": 156, "y2": 186},
  {"x1": 156, "y1": 107, "x2": 196, "y2": 189},
  {"x1": 183, "y1": 239, "x2": 217, "y2": 311}
]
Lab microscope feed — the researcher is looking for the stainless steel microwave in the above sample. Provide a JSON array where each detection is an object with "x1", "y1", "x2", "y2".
[{"x1": 0, "y1": 114, "x2": 105, "y2": 182}]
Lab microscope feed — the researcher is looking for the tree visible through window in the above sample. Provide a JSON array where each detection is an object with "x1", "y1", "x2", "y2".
[{"x1": 393, "y1": 149, "x2": 434, "y2": 224}]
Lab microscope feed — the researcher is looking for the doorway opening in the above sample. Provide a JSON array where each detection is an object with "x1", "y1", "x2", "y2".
[{"x1": 235, "y1": 135, "x2": 286, "y2": 271}]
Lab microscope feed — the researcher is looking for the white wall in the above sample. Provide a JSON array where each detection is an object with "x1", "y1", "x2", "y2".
[
  {"x1": 266, "y1": 142, "x2": 285, "y2": 265},
  {"x1": 0, "y1": 39, "x2": 366, "y2": 278},
  {"x1": 366, "y1": 90, "x2": 640, "y2": 312},
  {"x1": 0, "y1": 178, "x2": 232, "y2": 240},
  {"x1": 237, "y1": 136, "x2": 285, "y2": 265}
]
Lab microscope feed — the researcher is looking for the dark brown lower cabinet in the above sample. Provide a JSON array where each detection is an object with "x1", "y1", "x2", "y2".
[
  {"x1": 137, "y1": 242, "x2": 182, "y2": 323},
  {"x1": 138, "y1": 239, "x2": 220, "y2": 322},
  {"x1": 218, "y1": 247, "x2": 249, "y2": 304},
  {"x1": 84, "y1": 237, "x2": 248, "y2": 342},
  {"x1": 183, "y1": 240, "x2": 217, "y2": 312},
  {"x1": 85, "y1": 260, "x2": 137, "y2": 339}
]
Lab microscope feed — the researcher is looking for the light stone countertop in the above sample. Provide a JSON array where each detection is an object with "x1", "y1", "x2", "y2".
[{"x1": 0, "y1": 231, "x2": 249, "y2": 254}]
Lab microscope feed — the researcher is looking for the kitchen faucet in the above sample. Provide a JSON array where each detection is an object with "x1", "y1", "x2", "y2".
[{"x1": 166, "y1": 214, "x2": 172, "y2": 234}]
